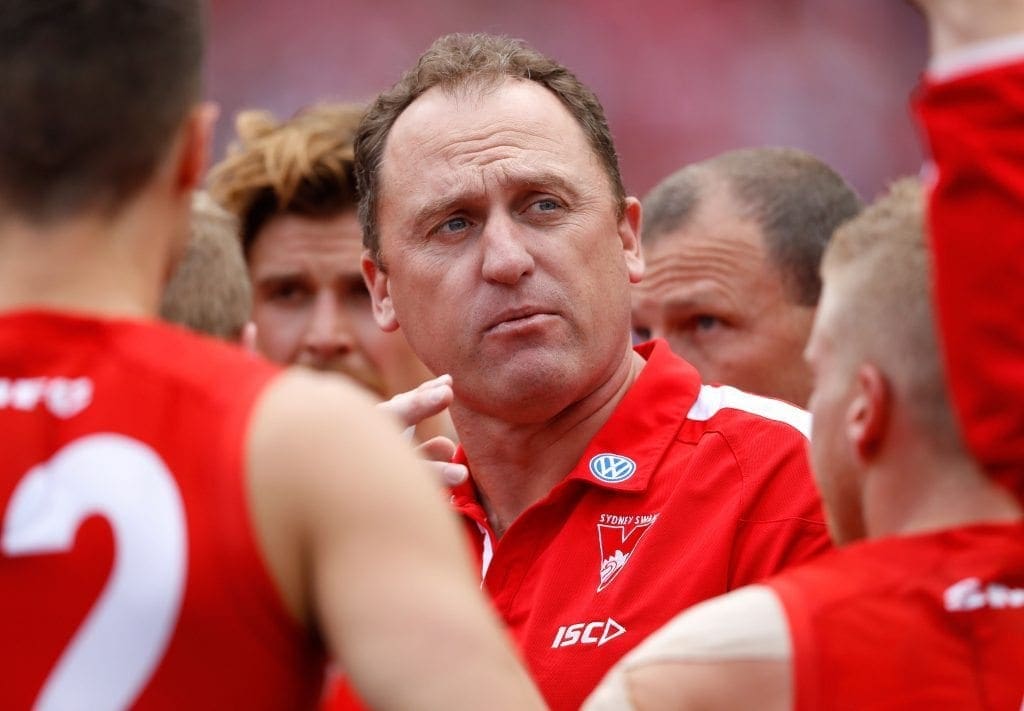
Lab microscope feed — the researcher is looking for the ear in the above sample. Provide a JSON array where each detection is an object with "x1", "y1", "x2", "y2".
[
  {"x1": 362, "y1": 251, "x2": 400, "y2": 332},
  {"x1": 847, "y1": 363, "x2": 889, "y2": 462},
  {"x1": 618, "y1": 197, "x2": 644, "y2": 284},
  {"x1": 176, "y1": 101, "x2": 219, "y2": 193},
  {"x1": 240, "y1": 320, "x2": 259, "y2": 355}
]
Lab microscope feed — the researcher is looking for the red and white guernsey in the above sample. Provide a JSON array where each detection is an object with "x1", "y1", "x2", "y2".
[
  {"x1": 917, "y1": 51, "x2": 1024, "y2": 505},
  {"x1": 451, "y1": 340, "x2": 831, "y2": 710},
  {"x1": 770, "y1": 524, "x2": 1024, "y2": 710},
  {"x1": 0, "y1": 311, "x2": 325, "y2": 710}
]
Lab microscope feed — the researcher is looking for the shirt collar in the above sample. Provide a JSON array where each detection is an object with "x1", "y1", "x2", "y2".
[{"x1": 450, "y1": 340, "x2": 701, "y2": 511}]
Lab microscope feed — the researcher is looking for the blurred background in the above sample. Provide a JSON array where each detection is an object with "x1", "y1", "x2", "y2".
[{"x1": 207, "y1": 0, "x2": 928, "y2": 202}]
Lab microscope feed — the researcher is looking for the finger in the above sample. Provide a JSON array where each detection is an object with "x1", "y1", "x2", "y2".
[
  {"x1": 378, "y1": 379, "x2": 453, "y2": 428},
  {"x1": 440, "y1": 462, "x2": 469, "y2": 487},
  {"x1": 417, "y1": 435, "x2": 458, "y2": 463},
  {"x1": 424, "y1": 461, "x2": 469, "y2": 487}
]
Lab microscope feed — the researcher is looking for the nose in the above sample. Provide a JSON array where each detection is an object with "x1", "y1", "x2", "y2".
[
  {"x1": 480, "y1": 215, "x2": 535, "y2": 285},
  {"x1": 302, "y1": 290, "x2": 354, "y2": 360}
]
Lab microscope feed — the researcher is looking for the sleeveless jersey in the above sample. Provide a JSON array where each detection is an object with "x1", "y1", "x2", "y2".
[
  {"x1": 769, "y1": 524, "x2": 1024, "y2": 710},
  {"x1": 0, "y1": 311, "x2": 326, "y2": 710}
]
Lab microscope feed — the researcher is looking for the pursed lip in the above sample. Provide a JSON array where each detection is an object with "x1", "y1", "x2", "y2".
[{"x1": 484, "y1": 305, "x2": 556, "y2": 333}]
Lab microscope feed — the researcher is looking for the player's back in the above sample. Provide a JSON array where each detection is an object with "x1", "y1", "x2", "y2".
[
  {"x1": 770, "y1": 523, "x2": 1024, "y2": 710},
  {"x1": 0, "y1": 310, "x2": 324, "y2": 710}
]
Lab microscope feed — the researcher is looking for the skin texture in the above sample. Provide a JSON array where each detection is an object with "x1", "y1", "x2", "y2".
[
  {"x1": 624, "y1": 660, "x2": 790, "y2": 711},
  {"x1": 802, "y1": 279, "x2": 869, "y2": 546},
  {"x1": 632, "y1": 186, "x2": 816, "y2": 407},
  {"x1": 249, "y1": 210, "x2": 441, "y2": 404}
]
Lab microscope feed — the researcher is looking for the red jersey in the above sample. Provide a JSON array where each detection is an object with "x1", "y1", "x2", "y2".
[
  {"x1": 451, "y1": 340, "x2": 830, "y2": 710},
  {"x1": 0, "y1": 311, "x2": 325, "y2": 709},
  {"x1": 770, "y1": 524, "x2": 1024, "y2": 710},
  {"x1": 916, "y1": 56, "x2": 1024, "y2": 505}
]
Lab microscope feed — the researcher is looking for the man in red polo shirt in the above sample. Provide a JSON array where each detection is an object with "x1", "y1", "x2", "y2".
[
  {"x1": 355, "y1": 32, "x2": 831, "y2": 710},
  {"x1": 584, "y1": 2, "x2": 1024, "y2": 708}
]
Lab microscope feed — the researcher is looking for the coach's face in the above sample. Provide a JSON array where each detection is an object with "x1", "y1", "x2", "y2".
[{"x1": 364, "y1": 78, "x2": 642, "y2": 421}]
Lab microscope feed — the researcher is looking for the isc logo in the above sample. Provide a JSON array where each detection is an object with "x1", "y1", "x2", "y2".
[{"x1": 551, "y1": 618, "x2": 626, "y2": 648}]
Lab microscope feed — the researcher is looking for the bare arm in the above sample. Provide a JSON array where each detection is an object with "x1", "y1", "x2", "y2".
[
  {"x1": 584, "y1": 585, "x2": 792, "y2": 711},
  {"x1": 912, "y1": 0, "x2": 1024, "y2": 56},
  {"x1": 910, "y1": 0, "x2": 1024, "y2": 500},
  {"x1": 246, "y1": 369, "x2": 543, "y2": 710}
]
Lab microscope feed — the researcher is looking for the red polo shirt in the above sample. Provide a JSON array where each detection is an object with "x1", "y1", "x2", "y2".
[{"x1": 451, "y1": 340, "x2": 830, "y2": 710}]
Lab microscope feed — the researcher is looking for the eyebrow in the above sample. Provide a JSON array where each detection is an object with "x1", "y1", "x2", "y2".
[{"x1": 409, "y1": 170, "x2": 582, "y2": 229}]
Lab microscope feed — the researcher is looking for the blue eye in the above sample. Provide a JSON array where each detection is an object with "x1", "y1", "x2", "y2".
[
  {"x1": 440, "y1": 216, "x2": 469, "y2": 233},
  {"x1": 535, "y1": 199, "x2": 559, "y2": 211},
  {"x1": 695, "y1": 315, "x2": 720, "y2": 331}
]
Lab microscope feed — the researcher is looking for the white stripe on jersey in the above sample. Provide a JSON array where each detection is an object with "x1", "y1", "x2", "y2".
[
  {"x1": 686, "y1": 384, "x2": 811, "y2": 440},
  {"x1": 477, "y1": 521, "x2": 494, "y2": 583}
]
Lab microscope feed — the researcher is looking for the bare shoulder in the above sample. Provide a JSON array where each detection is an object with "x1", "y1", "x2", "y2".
[
  {"x1": 242, "y1": 367, "x2": 442, "y2": 626},
  {"x1": 584, "y1": 585, "x2": 793, "y2": 711},
  {"x1": 250, "y1": 367, "x2": 386, "y2": 446},
  {"x1": 247, "y1": 367, "x2": 420, "y2": 487}
]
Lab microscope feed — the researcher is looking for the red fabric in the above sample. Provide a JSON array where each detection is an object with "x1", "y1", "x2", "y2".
[
  {"x1": 0, "y1": 312, "x2": 325, "y2": 709},
  {"x1": 451, "y1": 340, "x2": 830, "y2": 710},
  {"x1": 770, "y1": 524, "x2": 1024, "y2": 710},
  {"x1": 915, "y1": 60, "x2": 1024, "y2": 506}
]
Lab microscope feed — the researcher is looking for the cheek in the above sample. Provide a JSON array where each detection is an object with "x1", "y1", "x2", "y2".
[
  {"x1": 251, "y1": 305, "x2": 307, "y2": 362},
  {"x1": 347, "y1": 306, "x2": 393, "y2": 357}
]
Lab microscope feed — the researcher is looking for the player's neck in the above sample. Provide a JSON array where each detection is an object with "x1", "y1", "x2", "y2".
[
  {"x1": 865, "y1": 447, "x2": 1023, "y2": 538},
  {"x1": 453, "y1": 349, "x2": 645, "y2": 538},
  {"x1": 0, "y1": 195, "x2": 182, "y2": 319}
]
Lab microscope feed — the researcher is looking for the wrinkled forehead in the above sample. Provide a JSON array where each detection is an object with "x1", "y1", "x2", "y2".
[{"x1": 381, "y1": 78, "x2": 603, "y2": 188}]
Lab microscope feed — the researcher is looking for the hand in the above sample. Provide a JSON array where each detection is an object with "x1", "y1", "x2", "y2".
[
  {"x1": 377, "y1": 375, "x2": 468, "y2": 487},
  {"x1": 909, "y1": 0, "x2": 1024, "y2": 57}
]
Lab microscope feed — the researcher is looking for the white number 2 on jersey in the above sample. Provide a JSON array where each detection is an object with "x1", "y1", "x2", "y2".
[{"x1": 2, "y1": 434, "x2": 187, "y2": 710}]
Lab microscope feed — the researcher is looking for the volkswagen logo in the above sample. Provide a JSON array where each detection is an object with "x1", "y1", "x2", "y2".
[{"x1": 589, "y1": 453, "x2": 637, "y2": 483}]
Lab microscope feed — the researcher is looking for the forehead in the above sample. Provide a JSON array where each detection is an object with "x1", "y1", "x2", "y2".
[
  {"x1": 249, "y1": 212, "x2": 364, "y2": 274},
  {"x1": 637, "y1": 190, "x2": 777, "y2": 299},
  {"x1": 648, "y1": 186, "x2": 765, "y2": 260},
  {"x1": 379, "y1": 78, "x2": 606, "y2": 206},
  {"x1": 806, "y1": 278, "x2": 847, "y2": 356}
]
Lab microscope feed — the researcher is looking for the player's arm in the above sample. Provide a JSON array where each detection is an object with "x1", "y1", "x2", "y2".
[
  {"x1": 583, "y1": 585, "x2": 792, "y2": 711},
  {"x1": 910, "y1": 0, "x2": 1024, "y2": 488},
  {"x1": 913, "y1": 0, "x2": 1024, "y2": 55},
  {"x1": 246, "y1": 369, "x2": 544, "y2": 711}
]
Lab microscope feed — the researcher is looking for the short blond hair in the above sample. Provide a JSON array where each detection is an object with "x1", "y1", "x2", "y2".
[
  {"x1": 822, "y1": 178, "x2": 957, "y2": 445},
  {"x1": 207, "y1": 102, "x2": 364, "y2": 256},
  {"x1": 160, "y1": 192, "x2": 251, "y2": 341}
]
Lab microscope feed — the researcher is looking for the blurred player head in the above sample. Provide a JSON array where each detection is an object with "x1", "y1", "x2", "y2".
[
  {"x1": 634, "y1": 148, "x2": 862, "y2": 407},
  {"x1": 0, "y1": 0, "x2": 208, "y2": 261},
  {"x1": 160, "y1": 191, "x2": 251, "y2": 341},
  {"x1": 209, "y1": 103, "x2": 440, "y2": 402},
  {"x1": 805, "y1": 178, "x2": 966, "y2": 543}
]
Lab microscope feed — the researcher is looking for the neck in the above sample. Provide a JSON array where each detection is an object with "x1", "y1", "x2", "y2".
[
  {"x1": 0, "y1": 193, "x2": 183, "y2": 319},
  {"x1": 865, "y1": 442, "x2": 1024, "y2": 539},
  {"x1": 455, "y1": 348, "x2": 645, "y2": 538}
]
